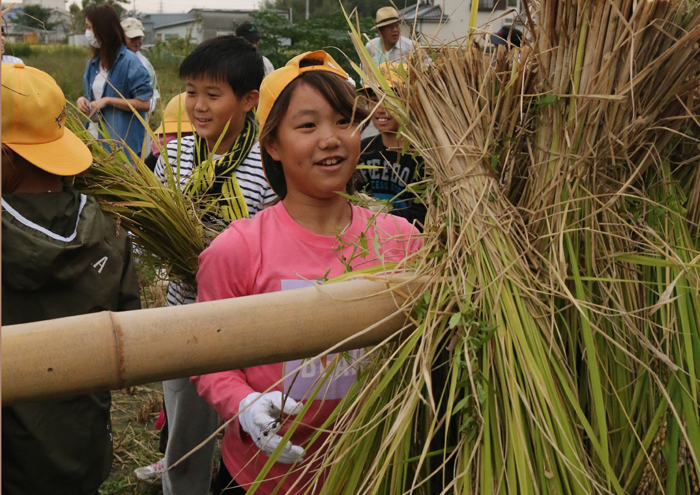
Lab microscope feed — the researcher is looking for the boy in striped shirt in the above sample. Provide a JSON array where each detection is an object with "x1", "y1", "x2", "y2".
[{"x1": 146, "y1": 36, "x2": 275, "y2": 495}]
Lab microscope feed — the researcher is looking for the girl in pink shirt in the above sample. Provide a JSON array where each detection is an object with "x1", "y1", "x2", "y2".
[{"x1": 193, "y1": 51, "x2": 421, "y2": 495}]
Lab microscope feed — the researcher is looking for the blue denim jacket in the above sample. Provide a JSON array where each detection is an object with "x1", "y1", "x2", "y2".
[{"x1": 83, "y1": 45, "x2": 153, "y2": 157}]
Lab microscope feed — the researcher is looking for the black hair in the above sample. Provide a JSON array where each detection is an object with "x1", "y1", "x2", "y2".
[
  {"x1": 178, "y1": 35, "x2": 264, "y2": 97},
  {"x1": 85, "y1": 4, "x2": 125, "y2": 71},
  {"x1": 260, "y1": 69, "x2": 370, "y2": 199},
  {"x1": 236, "y1": 22, "x2": 261, "y2": 44}
]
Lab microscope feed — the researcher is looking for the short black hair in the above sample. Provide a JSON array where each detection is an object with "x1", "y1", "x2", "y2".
[
  {"x1": 179, "y1": 36, "x2": 264, "y2": 97},
  {"x1": 236, "y1": 22, "x2": 260, "y2": 44}
]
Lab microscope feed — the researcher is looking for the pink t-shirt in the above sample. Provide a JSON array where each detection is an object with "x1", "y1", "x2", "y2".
[{"x1": 192, "y1": 201, "x2": 421, "y2": 495}]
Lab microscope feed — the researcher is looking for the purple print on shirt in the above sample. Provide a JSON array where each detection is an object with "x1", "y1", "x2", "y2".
[{"x1": 280, "y1": 279, "x2": 366, "y2": 401}]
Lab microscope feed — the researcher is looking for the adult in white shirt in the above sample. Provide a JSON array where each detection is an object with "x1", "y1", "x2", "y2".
[
  {"x1": 121, "y1": 17, "x2": 159, "y2": 113},
  {"x1": 1, "y1": 27, "x2": 23, "y2": 64},
  {"x1": 365, "y1": 7, "x2": 416, "y2": 66},
  {"x1": 235, "y1": 21, "x2": 274, "y2": 76}
]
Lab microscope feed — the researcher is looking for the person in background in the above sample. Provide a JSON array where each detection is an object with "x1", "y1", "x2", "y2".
[
  {"x1": 77, "y1": 5, "x2": 152, "y2": 158},
  {"x1": 1, "y1": 26, "x2": 23, "y2": 64},
  {"x1": 365, "y1": 7, "x2": 416, "y2": 66},
  {"x1": 121, "y1": 17, "x2": 159, "y2": 113},
  {"x1": 1, "y1": 63, "x2": 141, "y2": 495},
  {"x1": 142, "y1": 92, "x2": 193, "y2": 171},
  {"x1": 357, "y1": 65, "x2": 426, "y2": 229},
  {"x1": 134, "y1": 36, "x2": 274, "y2": 495},
  {"x1": 236, "y1": 21, "x2": 274, "y2": 76}
]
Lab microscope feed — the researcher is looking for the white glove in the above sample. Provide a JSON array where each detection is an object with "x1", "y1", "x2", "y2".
[{"x1": 238, "y1": 391, "x2": 305, "y2": 464}]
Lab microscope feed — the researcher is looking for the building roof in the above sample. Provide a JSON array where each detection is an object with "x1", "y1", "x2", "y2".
[
  {"x1": 140, "y1": 13, "x2": 194, "y2": 29},
  {"x1": 154, "y1": 18, "x2": 199, "y2": 30},
  {"x1": 399, "y1": 2, "x2": 448, "y2": 23}
]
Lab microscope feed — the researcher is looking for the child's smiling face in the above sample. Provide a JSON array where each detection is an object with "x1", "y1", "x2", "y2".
[
  {"x1": 368, "y1": 97, "x2": 400, "y2": 135},
  {"x1": 185, "y1": 75, "x2": 258, "y2": 150},
  {"x1": 265, "y1": 82, "x2": 361, "y2": 201}
]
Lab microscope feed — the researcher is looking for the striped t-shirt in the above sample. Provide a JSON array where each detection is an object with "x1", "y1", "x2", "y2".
[{"x1": 154, "y1": 135, "x2": 276, "y2": 306}]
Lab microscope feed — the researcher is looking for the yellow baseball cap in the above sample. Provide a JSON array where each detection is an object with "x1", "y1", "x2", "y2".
[
  {"x1": 154, "y1": 93, "x2": 194, "y2": 135},
  {"x1": 257, "y1": 50, "x2": 349, "y2": 134},
  {"x1": 359, "y1": 61, "x2": 403, "y2": 96},
  {"x1": 2, "y1": 63, "x2": 92, "y2": 176}
]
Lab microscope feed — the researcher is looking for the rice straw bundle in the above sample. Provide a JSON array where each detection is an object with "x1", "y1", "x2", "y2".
[
  {"x1": 69, "y1": 112, "x2": 231, "y2": 285},
  {"x1": 313, "y1": 34, "x2": 599, "y2": 495},
  {"x1": 248, "y1": 1, "x2": 700, "y2": 493},
  {"x1": 513, "y1": 1, "x2": 700, "y2": 493}
]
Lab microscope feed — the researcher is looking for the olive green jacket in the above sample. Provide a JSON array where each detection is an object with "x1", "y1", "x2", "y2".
[{"x1": 1, "y1": 188, "x2": 141, "y2": 495}]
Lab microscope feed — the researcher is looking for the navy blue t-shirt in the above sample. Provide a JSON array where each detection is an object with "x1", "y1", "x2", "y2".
[{"x1": 357, "y1": 136, "x2": 426, "y2": 228}]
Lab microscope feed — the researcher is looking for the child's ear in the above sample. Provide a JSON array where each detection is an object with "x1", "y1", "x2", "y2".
[
  {"x1": 265, "y1": 138, "x2": 282, "y2": 163},
  {"x1": 242, "y1": 90, "x2": 260, "y2": 112}
]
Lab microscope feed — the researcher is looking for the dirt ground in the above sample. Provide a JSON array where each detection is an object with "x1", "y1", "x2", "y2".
[{"x1": 99, "y1": 384, "x2": 166, "y2": 495}]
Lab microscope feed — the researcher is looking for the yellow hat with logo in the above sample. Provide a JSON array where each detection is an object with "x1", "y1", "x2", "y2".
[
  {"x1": 2, "y1": 63, "x2": 92, "y2": 176},
  {"x1": 257, "y1": 50, "x2": 352, "y2": 196},
  {"x1": 154, "y1": 93, "x2": 194, "y2": 135},
  {"x1": 257, "y1": 50, "x2": 349, "y2": 134}
]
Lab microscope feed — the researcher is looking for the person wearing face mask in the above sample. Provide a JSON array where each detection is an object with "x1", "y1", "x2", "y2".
[{"x1": 77, "y1": 5, "x2": 152, "y2": 160}]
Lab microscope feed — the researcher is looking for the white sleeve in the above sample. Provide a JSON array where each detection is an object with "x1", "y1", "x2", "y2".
[{"x1": 263, "y1": 56, "x2": 275, "y2": 76}]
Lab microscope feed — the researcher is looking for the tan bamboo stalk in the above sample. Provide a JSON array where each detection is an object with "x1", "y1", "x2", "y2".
[{"x1": 2, "y1": 277, "x2": 422, "y2": 405}]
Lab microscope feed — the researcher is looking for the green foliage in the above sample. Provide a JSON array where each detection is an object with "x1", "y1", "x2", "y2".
[
  {"x1": 17, "y1": 5, "x2": 56, "y2": 30},
  {"x1": 76, "y1": 0, "x2": 129, "y2": 21},
  {"x1": 250, "y1": 10, "x2": 374, "y2": 82},
  {"x1": 68, "y1": 3, "x2": 85, "y2": 34},
  {"x1": 261, "y1": 0, "x2": 391, "y2": 19}
]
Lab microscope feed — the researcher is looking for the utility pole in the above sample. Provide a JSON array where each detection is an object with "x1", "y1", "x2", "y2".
[
  {"x1": 159, "y1": 0, "x2": 163, "y2": 13},
  {"x1": 305, "y1": 0, "x2": 309, "y2": 20}
]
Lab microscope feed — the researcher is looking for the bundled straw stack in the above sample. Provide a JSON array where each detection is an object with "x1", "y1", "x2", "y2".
[
  {"x1": 275, "y1": 1, "x2": 700, "y2": 494},
  {"x1": 69, "y1": 119, "x2": 220, "y2": 285},
  {"x1": 69, "y1": 0, "x2": 700, "y2": 491}
]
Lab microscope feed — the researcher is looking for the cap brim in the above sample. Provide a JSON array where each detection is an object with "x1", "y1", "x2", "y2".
[
  {"x1": 154, "y1": 121, "x2": 194, "y2": 135},
  {"x1": 7, "y1": 128, "x2": 93, "y2": 176},
  {"x1": 125, "y1": 29, "x2": 144, "y2": 38},
  {"x1": 357, "y1": 86, "x2": 377, "y2": 98}
]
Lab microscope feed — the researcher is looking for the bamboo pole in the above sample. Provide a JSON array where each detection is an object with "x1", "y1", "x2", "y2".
[{"x1": 2, "y1": 277, "x2": 421, "y2": 405}]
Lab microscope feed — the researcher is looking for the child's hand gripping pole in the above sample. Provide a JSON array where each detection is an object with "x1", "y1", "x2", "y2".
[{"x1": 238, "y1": 391, "x2": 305, "y2": 464}]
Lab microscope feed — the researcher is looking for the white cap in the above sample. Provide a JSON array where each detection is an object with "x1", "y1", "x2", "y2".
[{"x1": 121, "y1": 17, "x2": 144, "y2": 38}]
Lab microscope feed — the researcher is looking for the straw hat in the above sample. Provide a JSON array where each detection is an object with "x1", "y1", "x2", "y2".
[
  {"x1": 1, "y1": 63, "x2": 92, "y2": 176},
  {"x1": 121, "y1": 17, "x2": 144, "y2": 38},
  {"x1": 373, "y1": 7, "x2": 400, "y2": 30},
  {"x1": 154, "y1": 93, "x2": 194, "y2": 135}
]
